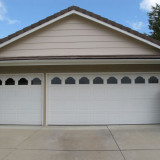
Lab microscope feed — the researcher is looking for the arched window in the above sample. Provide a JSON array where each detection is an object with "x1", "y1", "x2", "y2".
[
  {"x1": 135, "y1": 76, "x2": 145, "y2": 84},
  {"x1": 79, "y1": 77, "x2": 89, "y2": 84},
  {"x1": 93, "y1": 77, "x2": 103, "y2": 84},
  {"x1": 5, "y1": 78, "x2": 15, "y2": 85},
  {"x1": 18, "y1": 78, "x2": 28, "y2": 85},
  {"x1": 0, "y1": 79, "x2": 2, "y2": 85},
  {"x1": 51, "y1": 77, "x2": 61, "y2": 84},
  {"x1": 121, "y1": 77, "x2": 131, "y2": 84},
  {"x1": 31, "y1": 78, "x2": 41, "y2": 85},
  {"x1": 107, "y1": 77, "x2": 117, "y2": 84},
  {"x1": 65, "y1": 77, "x2": 75, "y2": 84},
  {"x1": 148, "y1": 76, "x2": 159, "y2": 84}
]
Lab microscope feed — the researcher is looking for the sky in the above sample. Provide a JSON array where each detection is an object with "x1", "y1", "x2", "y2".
[{"x1": 0, "y1": 0, "x2": 160, "y2": 39}]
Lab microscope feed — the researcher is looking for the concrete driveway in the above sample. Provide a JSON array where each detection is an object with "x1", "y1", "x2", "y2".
[{"x1": 0, "y1": 125, "x2": 160, "y2": 160}]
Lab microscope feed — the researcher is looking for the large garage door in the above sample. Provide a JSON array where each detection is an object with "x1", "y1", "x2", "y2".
[
  {"x1": 0, "y1": 74, "x2": 43, "y2": 125},
  {"x1": 47, "y1": 73, "x2": 160, "y2": 125}
]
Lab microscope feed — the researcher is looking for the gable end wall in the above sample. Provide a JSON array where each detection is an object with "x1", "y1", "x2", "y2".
[{"x1": 0, "y1": 15, "x2": 159, "y2": 58}]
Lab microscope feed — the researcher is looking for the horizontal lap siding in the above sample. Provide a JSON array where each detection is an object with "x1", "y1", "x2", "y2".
[
  {"x1": 21, "y1": 35, "x2": 130, "y2": 43},
  {"x1": 6, "y1": 42, "x2": 141, "y2": 50},
  {"x1": 0, "y1": 15, "x2": 159, "y2": 57},
  {"x1": 0, "y1": 48, "x2": 157, "y2": 57}
]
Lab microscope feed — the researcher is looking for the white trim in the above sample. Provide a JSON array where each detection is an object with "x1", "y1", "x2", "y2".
[
  {"x1": 0, "y1": 10, "x2": 160, "y2": 50},
  {"x1": 46, "y1": 74, "x2": 49, "y2": 126},
  {"x1": 41, "y1": 73, "x2": 45, "y2": 126},
  {"x1": 0, "y1": 59, "x2": 160, "y2": 66}
]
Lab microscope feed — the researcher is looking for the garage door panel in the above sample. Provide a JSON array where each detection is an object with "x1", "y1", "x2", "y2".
[
  {"x1": 114, "y1": 113, "x2": 160, "y2": 124},
  {"x1": 17, "y1": 114, "x2": 41, "y2": 123},
  {"x1": 49, "y1": 88, "x2": 78, "y2": 101},
  {"x1": 0, "y1": 74, "x2": 43, "y2": 125},
  {"x1": 50, "y1": 114, "x2": 93, "y2": 125},
  {"x1": 47, "y1": 73, "x2": 160, "y2": 125},
  {"x1": 77, "y1": 88, "x2": 92, "y2": 100},
  {"x1": 92, "y1": 87, "x2": 106, "y2": 100}
]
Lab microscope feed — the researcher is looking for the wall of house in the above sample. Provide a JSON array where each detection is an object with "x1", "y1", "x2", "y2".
[
  {"x1": 0, "y1": 15, "x2": 159, "y2": 57},
  {"x1": 0, "y1": 64, "x2": 160, "y2": 74}
]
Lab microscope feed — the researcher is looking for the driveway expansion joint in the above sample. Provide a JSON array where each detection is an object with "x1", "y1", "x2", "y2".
[
  {"x1": 1, "y1": 149, "x2": 16, "y2": 160},
  {"x1": 15, "y1": 128, "x2": 41, "y2": 149},
  {"x1": 106, "y1": 125, "x2": 126, "y2": 160},
  {"x1": 1, "y1": 129, "x2": 41, "y2": 160}
]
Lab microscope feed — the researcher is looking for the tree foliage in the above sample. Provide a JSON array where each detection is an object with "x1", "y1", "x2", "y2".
[{"x1": 148, "y1": 4, "x2": 160, "y2": 41}]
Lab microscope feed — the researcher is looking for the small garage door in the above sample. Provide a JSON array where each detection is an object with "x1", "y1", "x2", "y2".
[
  {"x1": 0, "y1": 74, "x2": 43, "y2": 125},
  {"x1": 47, "y1": 73, "x2": 160, "y2": 125}
]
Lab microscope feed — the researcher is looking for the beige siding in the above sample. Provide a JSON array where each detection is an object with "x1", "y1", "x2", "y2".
[
  {"x1": 17, "y1": 35, "x2": 129, "y2": 43},
  {"x1": 0, "y1": 15, "x2": 159, "y2": 57},
  {"x1": 5, "y1": 42, "x2": 142, "y2": 50}
]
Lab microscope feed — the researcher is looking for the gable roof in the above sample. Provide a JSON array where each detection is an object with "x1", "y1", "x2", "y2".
[{"x1": 0, "y1": 6, "x2": 160, "y2": 50}]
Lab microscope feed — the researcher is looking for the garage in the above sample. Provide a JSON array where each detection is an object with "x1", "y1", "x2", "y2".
[
  {"x1": 0, "y1": 74, "x2": 43, "y2": 125},
  {"x1": 47, "y1": 73, "x2": 160, "y2": 125},
  {"x1": 0, "y1": 7, "x2": 160, "y2": 126}
]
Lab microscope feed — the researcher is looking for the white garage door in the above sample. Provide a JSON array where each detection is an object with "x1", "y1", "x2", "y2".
[
  {"x1": 47, "y1": 73, "x2": 160, "y2": 125},
  {"x1": 0, "y1": 74, "x2": 43, "y2": 125}
]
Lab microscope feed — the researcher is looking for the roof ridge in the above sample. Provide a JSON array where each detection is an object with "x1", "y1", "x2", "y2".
[{"x1": 0, "y1": 6, "x2": 160, "y2": 46}]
